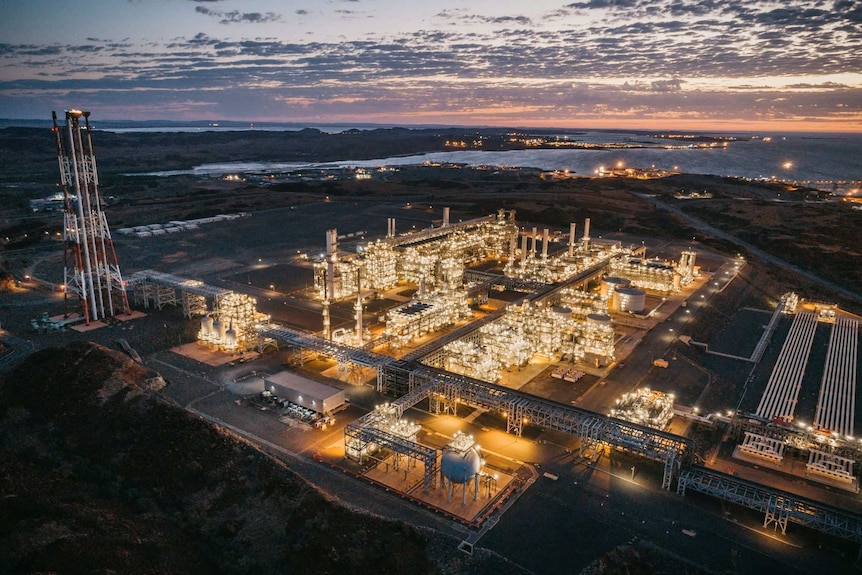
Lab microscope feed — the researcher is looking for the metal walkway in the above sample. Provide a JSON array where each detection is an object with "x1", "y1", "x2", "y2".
[
  {"x1": 125, "y1": 269, "x2": 230, "y2": 299},
  {"x1": 256, "y1": 323, "x2": 393, "y2": 368},
  {"x1": 344, "y1": 411, "x2": 439, "y2": 491},
  {"x1": 678, "y1": 466, "x2": 862, "y2": 542},
  {"x1": 388, "y1": 215, "x2": 495, "y2": 249}
]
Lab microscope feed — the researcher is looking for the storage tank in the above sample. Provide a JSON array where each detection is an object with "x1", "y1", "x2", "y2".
[
  {"x1": 441, "y1": 445, "x2": 482, "y2": 484},
  {"x1": 614, "y1": 287, "x2": 646, "y2": 313},
  {"x1": 552, "y1": 305, "x2": 572, "y2": 319},
  {"x1": 587, "y1": 312, "x2": 612, "y2": 328},
  {"x1": 601, "y1": 276, "x2": 629, "y2": 298},
  {"x1": 586, "y1": 313, "x2": 613, "y2": 341}
]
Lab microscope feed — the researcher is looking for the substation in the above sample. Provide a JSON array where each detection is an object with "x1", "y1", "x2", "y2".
[{"x1": 50, "y1": 112, "x2": 862, "y2": 547}]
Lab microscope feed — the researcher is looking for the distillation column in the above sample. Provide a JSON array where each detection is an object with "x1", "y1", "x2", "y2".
[
  {"x1": 582, "y1": 217, "x2": 591, "y2": 250},
  {"x1": 568, "y1": 223, "x2": 577, "y2": 257},
  {"x1": 542, "y1": 228, "x2": 549, "y2": 260},
  {"x1": 323, "y1": 228, "x2": 337, "y2": 340},
  {"x1": 354, "y1": 268, "x2": 364, "y2": 347}
]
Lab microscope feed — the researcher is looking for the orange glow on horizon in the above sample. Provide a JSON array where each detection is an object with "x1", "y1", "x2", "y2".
[{"x1": 241, "y1": 112, "x2": 862, "y2": 134}]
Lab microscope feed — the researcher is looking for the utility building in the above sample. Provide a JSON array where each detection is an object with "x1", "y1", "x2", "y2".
[{"x1": 264, "y1": 371, "x2": 345, "y2": 416}]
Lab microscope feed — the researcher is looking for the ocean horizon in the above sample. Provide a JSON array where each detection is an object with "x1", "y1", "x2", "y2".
[{"x1": 129, "y1": 129, "x2": 862, "y2": 187}]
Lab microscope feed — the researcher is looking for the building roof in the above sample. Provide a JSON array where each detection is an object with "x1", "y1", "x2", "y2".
[{"x1": 264, "y1": 371, "x2": 343, "y2": 401}]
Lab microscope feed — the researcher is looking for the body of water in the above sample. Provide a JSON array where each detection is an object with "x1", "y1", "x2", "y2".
[{"x1": 134, "y1": 130, "x2": 862, "y2": 186}]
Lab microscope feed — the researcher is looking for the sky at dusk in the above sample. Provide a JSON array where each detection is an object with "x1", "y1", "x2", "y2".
[{"x1": 2, "y1": 0, "x2": 861, "y2": 131}]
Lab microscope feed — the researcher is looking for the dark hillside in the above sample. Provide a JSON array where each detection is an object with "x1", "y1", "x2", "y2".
[{"x1": 0, "y1": 342, "x2": 433, "y2": 575}]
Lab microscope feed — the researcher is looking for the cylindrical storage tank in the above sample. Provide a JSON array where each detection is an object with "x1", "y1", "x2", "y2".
[
  {"x1": 615, "y1": 287, "x2": 646, "y2": 313},
  {"x1": 587, "y1": 313, "x2": 613, "y2": 330},
  {"x1": 552, "y1": 305, "x2": 572, "y2": 319},
  {"x1": 600, "y1": 276, "x2": 629, "y2": 298},
  {"x1": 200, "y1": 315, "x2": 214, "y2": 339},
  {"x1": 441, "y1": 447, "x2": 482, "y2": 484}
]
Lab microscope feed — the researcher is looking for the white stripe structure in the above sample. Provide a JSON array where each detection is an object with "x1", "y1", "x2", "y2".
[
  {"x1": 813, "y1": 317, "x2": 858, "y2": 437},
  {"x1": 756, "y1": 311, "x2": 818, "y2": 421}
]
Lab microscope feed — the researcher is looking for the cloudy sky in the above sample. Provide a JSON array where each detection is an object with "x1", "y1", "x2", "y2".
[{"x1": 2, "y1": 0, "x2": 861, "y2": 131}]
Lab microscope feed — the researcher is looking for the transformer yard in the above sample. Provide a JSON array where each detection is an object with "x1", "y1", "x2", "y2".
[{"x1": 3, "y1": 116, "x2": 862, "y2": 574}]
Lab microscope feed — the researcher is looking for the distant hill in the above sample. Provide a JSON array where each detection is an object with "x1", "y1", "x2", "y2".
[{"x1": 0, "y1": 341, "x2": 435, "y2": 574}]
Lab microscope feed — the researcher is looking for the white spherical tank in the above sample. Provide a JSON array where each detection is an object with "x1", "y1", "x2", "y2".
[
  {"x1": 615, "y1": 287, "x2": 646, "y2": 313},
  {"x1": 441, "y1": 447, "x2": 482, "y2": 484}
]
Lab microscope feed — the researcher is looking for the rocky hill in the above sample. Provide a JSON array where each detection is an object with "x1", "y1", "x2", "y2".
[{"x1": 0, "y1": 341, "x2": 440, "y2": 574}]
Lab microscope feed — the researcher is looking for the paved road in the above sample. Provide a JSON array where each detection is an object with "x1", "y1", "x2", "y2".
[{"x1": 480, "y1": 442, "x2": 858, "y2": 575}]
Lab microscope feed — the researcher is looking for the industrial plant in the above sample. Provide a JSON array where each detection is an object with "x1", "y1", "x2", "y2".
[{"x1": 29, "y1": 112, "x2": 862, "y2": 565}]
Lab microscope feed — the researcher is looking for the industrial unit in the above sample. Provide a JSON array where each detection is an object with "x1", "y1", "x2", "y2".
[{"x1": 31, "y1": 112, "x2": 862, "y2": 561}]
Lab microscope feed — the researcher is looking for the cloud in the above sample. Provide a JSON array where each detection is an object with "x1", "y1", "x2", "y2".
[
  {"x1": 436, "y1": 10, "x2": 533, "y2": 26},
  {"x1": 1, "y1": 0, "x2": 860, "y2": 128},
  {"x1": 194, "y1": 6, "x2": 281, "y2": 24}
]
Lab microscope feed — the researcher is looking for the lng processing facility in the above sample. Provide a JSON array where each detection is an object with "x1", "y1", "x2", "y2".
[{"x1": 14, "y1": 111, "x2": 862, "y2": 565}]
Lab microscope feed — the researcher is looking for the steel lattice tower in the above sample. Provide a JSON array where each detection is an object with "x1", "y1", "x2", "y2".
[{"x1": 52, "y1": 110, "x2": 130, "y2": 323}]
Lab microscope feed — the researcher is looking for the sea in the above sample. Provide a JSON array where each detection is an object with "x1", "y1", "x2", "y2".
[{"x1": 127, "y1": 129, "x2": 862, "y2": 188}]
